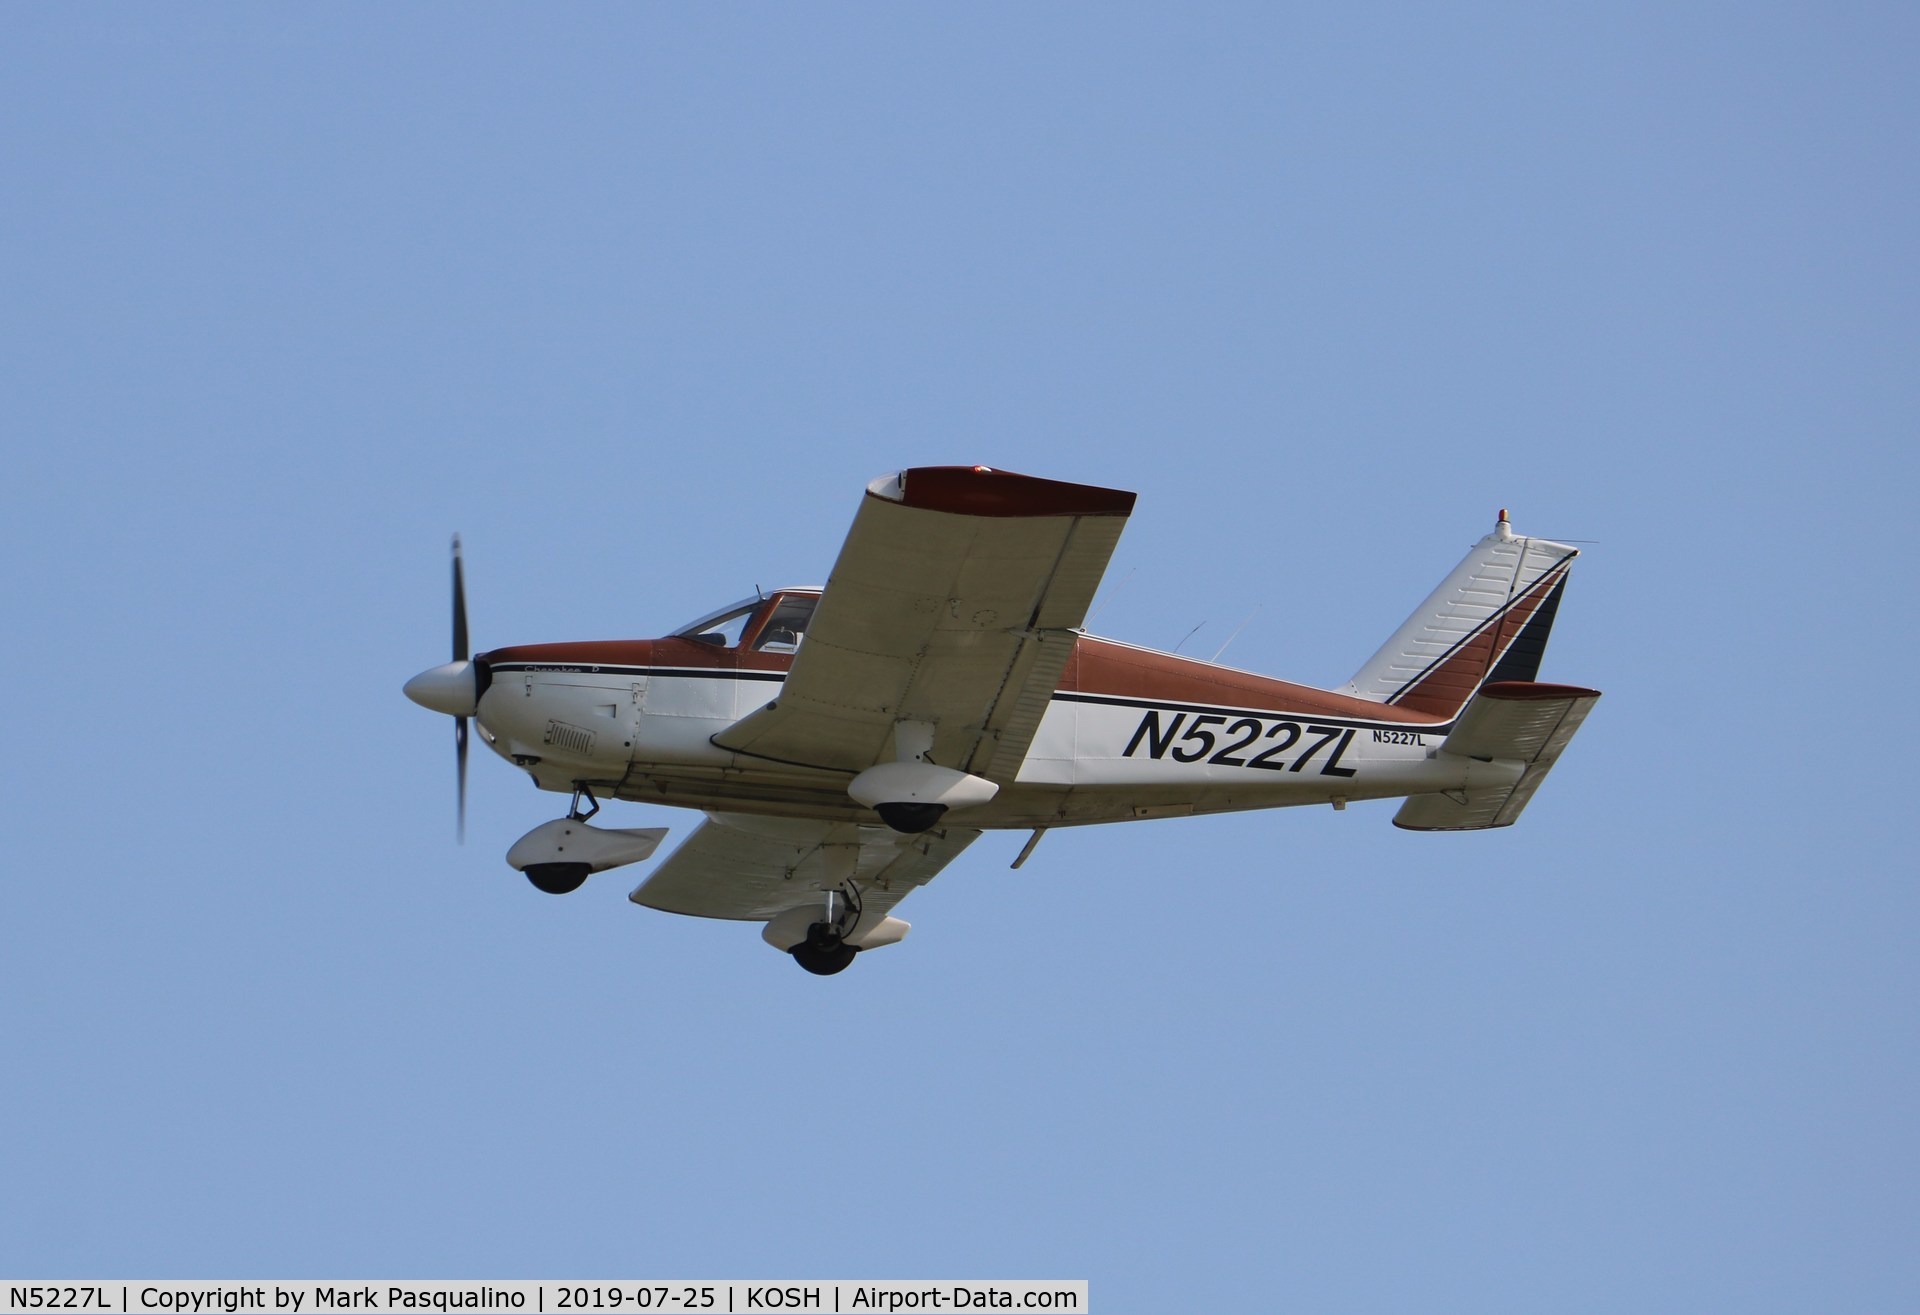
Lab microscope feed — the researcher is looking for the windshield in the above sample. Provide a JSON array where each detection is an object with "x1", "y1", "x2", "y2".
[{"x1": 673, "y1": 597, "x2": 762, "y2": 647}]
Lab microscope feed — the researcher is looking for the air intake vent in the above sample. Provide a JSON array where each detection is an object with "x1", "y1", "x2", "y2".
[{"x1": 544, "y1": 721, "x2": 595, "y2": 755}]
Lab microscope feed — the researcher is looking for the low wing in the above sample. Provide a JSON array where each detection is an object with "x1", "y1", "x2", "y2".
[
  {"x1": 629, "y1": 813, "x2": 981, "y2": 922},
  {"x1": 1394, "y1": 680, "x2": 1602, "y2": 831},
  {"x1": 713, "y1": 466, "x2": 1135, "y2": 779}
]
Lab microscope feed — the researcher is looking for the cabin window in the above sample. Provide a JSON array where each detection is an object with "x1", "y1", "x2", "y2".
[{"x1": 752, "y1": 594, "x2": 820, "y2": 653}]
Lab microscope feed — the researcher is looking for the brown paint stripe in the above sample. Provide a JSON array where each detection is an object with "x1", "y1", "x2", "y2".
[
  {"x1": 1063, "y1": 638, "x2": 1451, "y2": 725},
  {"x1": 1388, "y1": 566, "x2": 1568, "y2": 717},
  {"x1": 1478, "y1": 680, "x2": 1602, "y2": 701},
  {"x1": 489, "y1": 630, "x2": 1458, "y2": 726},
  {"x1": 879, "y1": 466, "x2": 1137, "y2": 518},
  {"x1": 481, "y1": 636, "x2": 798, "y2": 673}
]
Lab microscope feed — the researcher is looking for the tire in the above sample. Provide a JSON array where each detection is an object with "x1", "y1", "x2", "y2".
[
  {"x1": 791, "y1": 941, "x2": 859, "y2": 975},
  {"x1": 524, "y1": 862, "x2": 591, "y2": 895}
]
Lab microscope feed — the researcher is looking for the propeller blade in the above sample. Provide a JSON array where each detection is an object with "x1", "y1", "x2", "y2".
[
  {"x1": 452, "y1": 533, "x2": 469, "y2": 662},
  {"x1": 454, "y1": 534, "x2": 470, "y2": 842},
  {"x1": 456, "y1": 715, "x2": 469, "y2": 844}
]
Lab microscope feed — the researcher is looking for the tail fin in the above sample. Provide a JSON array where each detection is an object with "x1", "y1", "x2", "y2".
[{"x1": 1345, "y1": 513, "x2": 1578, "y2": 719}]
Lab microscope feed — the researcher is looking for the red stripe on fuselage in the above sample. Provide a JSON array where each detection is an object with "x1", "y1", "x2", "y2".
[
  {"x1": 485, "y1": 631, "x2": 1464, "y2": 724},
  {"x1": 1387, "y1": 567, "x2": 1568, "y2": 717},
  {"x1": 1061, "y1": 638, "x2": 1449, "y2": 724},
  {"x1": 480, "y1": 636, "x2": 797, "y2": 674}
]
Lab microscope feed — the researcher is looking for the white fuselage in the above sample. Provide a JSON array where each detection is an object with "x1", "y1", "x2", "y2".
[{"x1": 474, "y1": 657, "x2": 1508, "y2": 830}]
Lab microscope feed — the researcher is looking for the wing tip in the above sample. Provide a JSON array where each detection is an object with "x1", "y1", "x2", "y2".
[
  {"x1": 1477, "y1": 681, "x2": 1603, "y2": 701},
  {"x1": 869, "y1": 466, "x2": 1136, "y2": 518}
]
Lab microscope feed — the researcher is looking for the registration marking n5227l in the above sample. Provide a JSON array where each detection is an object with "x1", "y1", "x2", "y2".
[{"x1": 1121, "y1": 709, "x2": 1359, "y2": 777}]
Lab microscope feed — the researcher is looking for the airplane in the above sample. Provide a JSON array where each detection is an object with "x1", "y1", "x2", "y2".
[{"x1": 405, "y1": 465, "x2": 1600, "y2": 975}]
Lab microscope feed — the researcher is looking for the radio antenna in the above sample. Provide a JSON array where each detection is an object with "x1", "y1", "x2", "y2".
[
  {"x1": 1083, "y1": 567, "x2": 1136, "y2": 630},
  {"x1": 1210, "y1": 607, "x2": 1261, "y2": 664}
]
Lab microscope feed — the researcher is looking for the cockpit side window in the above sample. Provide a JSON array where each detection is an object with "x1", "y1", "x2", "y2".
[{"x1": 751, "y1": 594, "x2": 820, "y2": 653}]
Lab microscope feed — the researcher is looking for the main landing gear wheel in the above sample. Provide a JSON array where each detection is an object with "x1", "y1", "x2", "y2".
[
  {"x1": 790, "y1": 924, "x2": 859, "y2": 976},
  {"x1": 874, "y1": 801, "x2": 948, "y2": 834},
  {"x1": 523, "y1": 862, "x2": 591, "y2": 895}
]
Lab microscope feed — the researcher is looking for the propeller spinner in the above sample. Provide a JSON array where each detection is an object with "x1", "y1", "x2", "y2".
[{"x1": 403, "y1": 534, "x2": 486, "y2": 839}]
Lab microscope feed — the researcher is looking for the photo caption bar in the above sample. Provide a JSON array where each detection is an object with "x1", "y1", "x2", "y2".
[{"x1": 0, "y1": 1283, "x2": 1086, "y2": 1315}]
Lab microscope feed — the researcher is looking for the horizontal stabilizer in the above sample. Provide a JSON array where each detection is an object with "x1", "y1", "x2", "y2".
[{"x1": 1394, "y1": 681, "x2": 1600, "y2": 831}]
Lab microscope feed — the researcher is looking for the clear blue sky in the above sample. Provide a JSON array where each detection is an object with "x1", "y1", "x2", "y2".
[{"x1": 5, "y1": 6, "x2": 1916, "y2": 1310}]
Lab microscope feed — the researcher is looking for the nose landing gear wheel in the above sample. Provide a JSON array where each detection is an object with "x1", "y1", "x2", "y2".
[
  {"x1": 790, "y1": 924, "x2": 859, "y2": 976},
  {"x1": 524, "y1": 862, "x2": 591, "y2": 895}
]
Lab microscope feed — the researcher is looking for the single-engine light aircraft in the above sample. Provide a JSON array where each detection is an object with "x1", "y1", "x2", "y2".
[{"x1": 405, "y1": 466, "x2": 1600, "y2": 975}]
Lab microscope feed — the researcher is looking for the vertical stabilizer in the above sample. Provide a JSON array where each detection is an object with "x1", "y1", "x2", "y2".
[{"x1": 1345, "y1": 514, "x2": 1578, "y2": 719}]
